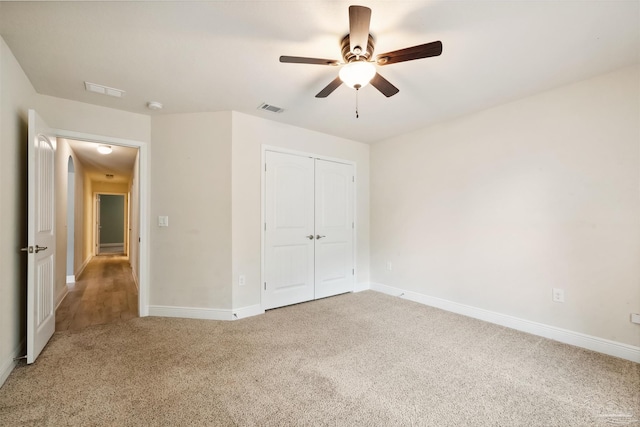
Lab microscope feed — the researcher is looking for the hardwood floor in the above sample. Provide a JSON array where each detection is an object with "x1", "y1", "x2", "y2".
[
  {"x1": 56, "y1": 255, "x2": 138, "y2": 332},
  {"x1": 98, "y1": 245, "x2": 125, "y2": 254}
]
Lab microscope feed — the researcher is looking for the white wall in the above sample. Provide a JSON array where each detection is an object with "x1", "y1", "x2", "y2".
[
  {"x1": 371, "y1": 65, "x2": 640, "y2": 347},
  {"x1": 146, "y1": 111, "x2": 370, "y2": 315},
  {"x1": 0, "y1": 36, "x2": 36, "y2": 386},
  {"x1": 231, "y1": 112, "x2": 370, "y2": 311},
  {"x1": 150, "y1": 112, "x2": 233, "y2": 310},
  {"x1": 35, "y1": 94, "x2": 150, "y2": 144}
]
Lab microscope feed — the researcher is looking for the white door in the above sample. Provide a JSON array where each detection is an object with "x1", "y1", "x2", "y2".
[
  {"x1": 263, "y1": 151, "x2": 354, "y2": 310},
  {"x1": 314, "y1": 159, "x2": 354, "y2": 299},
  {"x1": 263, "y1": 151, "x2": 315, "y2": 310},
  {"x1": 26, "y1": 110, "x2": 56, "y2": 364}
]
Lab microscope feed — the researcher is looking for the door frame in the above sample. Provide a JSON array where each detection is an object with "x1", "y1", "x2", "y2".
[
  {"x1": 94, "y1": 192, "x2": 128, "y2": 256},
  {"x1": 260, "y1": 145, "x2": 357, "y2": 311},
  {"x1": 54, "y1": 129, "x2": 150, "y2": 317}
]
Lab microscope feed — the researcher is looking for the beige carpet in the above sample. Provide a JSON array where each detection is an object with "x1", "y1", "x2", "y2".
[{"x1": 1, "y1": 291, "x2": 638, "y2": 426}]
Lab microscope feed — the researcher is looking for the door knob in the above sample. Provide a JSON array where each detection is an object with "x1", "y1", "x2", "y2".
[
  {"x1": 316, "y1": 235, "x2": 326, "y2": 239},
  {"x1": 34, "y1": 245, "x2": 48, "y2": 253},
  {"x1": 306, "y1": 235, "x2": 315, "y2": 240}
]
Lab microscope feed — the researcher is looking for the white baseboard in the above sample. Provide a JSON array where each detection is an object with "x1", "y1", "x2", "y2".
[
  {"x1": 0, "y1": 340, "x2": 24, "y2": 389},
  {"x1": 232, "y1": 304, "x2": 264, "y2": 320},
  {"x1": 131, "y1": 270, "x2": 139, "y2": 293},
  {"x1": 75, "y1": 256, "x2": 91, "y2": 279},
  {"x1": 55, "y1": 285, "x2": 69, "y2": 310},
  {"x1": 149, "y1": 304, "x2": 265, "y2": 321},
  {"x1": 370, "y1": 282, "x2": 640, "y2": 363},
  {"x1": 66, "y1": 275, "x2": 75, "y2": 284},
  {"x1": 353, "y1": 282, "x2": 371, "y2": 293},
  {"x1": 148, "y1": 305, "x2": 233, "y2": 321}
]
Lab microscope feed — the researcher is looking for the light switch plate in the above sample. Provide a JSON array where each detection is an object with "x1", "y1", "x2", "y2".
[
  {"x1": 158, "y1": 216, "x2": 169, "y2": 227},
  {"x1": 631, "y1": 313, "x2": 640, "y2": 324},
  {"x1": 552, "y1": 288, "x2": 565, "y2": 303}
]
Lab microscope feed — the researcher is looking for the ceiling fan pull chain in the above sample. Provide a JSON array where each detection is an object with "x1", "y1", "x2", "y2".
[{"x1": 355, "y1": 87, "x2": 359, "y2": 119}]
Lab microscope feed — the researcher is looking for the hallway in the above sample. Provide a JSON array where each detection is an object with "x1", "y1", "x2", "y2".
[{"x1": 56, "y1": 256, "x2": 138, "y2": 332}]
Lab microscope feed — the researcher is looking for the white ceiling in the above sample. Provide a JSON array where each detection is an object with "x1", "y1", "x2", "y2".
[{"x1": 1, "y1": 1, "x2": 638, "y2": 144}]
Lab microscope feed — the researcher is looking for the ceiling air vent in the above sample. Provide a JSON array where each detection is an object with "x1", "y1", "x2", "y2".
[
  {"x1": 85, "y1": 81, "x2": 126, "y2": 98},
  {"x1": 258, "y1": 103, "x2": 284, "y2": 114}
]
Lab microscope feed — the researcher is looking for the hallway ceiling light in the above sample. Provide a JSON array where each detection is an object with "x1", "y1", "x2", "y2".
[
  {"x1": 147, "y1": 101, "x2": 163, "y2": 110},
  {"x1": 97, "y1": 145, "x2": 112, "y2": 155}
]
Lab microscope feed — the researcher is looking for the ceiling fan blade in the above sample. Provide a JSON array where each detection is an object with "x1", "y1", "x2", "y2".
[
  {"x1": 280, "y1": 56, "x2": 340, "y2": 66},
  {"x1": 370, "y1": 73, "x2": 399, "y2": 97},
  {"x1": 376, "y1": 41, "x2": 443, "y2": 65},
  {"x1": 349, "y1": 5, "x2": 372, "y2": 56},
  {"x1": 315, "y1": 76, "x2": 343, "y2": 98}
]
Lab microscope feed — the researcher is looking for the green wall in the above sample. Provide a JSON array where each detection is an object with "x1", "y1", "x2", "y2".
[{"x1": 99, "y1": 194, "x2": 124, "y2": 244}]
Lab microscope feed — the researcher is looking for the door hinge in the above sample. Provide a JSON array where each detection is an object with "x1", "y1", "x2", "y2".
[
  {"x1": 265, "y1": 163, "x2": 267, "y2": 172},
  {"x1": 352, "y1": 222, "x2": 354, "y2": 229},
  {"x1": 264, "y1": 282, "x2": 267, "y2": 290},
  {"x1": 264, "y1": 223, "x2": 266, "y2": 231},
  {"x1": 352, "y1": 268, "x2": 355, "y2": 275},
  {"x1": 352, "y1": 176, "x2": 355, "y2": 183}
]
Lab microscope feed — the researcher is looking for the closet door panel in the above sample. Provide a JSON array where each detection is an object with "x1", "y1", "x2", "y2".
[
  {"x1": 264, "y1": 151, "x2": 315, "y2": 309},
  {"x1": 314, "y1": 159, "x2": 354, "y2": 299}
]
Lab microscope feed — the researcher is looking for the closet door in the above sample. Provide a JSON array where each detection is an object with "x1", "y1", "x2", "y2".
[
  {"x1": 314, "y1": 159, "x2": 354, "y2": 299},
  {"x1": 263, "y1": 151, "x2": 315, "y2": 310}
]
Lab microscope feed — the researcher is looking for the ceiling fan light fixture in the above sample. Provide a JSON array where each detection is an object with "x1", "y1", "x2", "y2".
[
  {"x1": 97, "y1": 145, "x2": 112, "y2": 155},
  {"x1": 339, "y1": 61, "x2": 376, "y2": 89},
  {"x1": 280, "y1": 5, "x2": 441, "y2": 99}
]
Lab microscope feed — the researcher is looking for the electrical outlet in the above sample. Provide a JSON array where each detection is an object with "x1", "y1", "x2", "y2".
[
  {"x1": 386, "y1": 262, "x2": 393, "y2": 271},
  {"x1": 631, "y1": 313, "x2": 640, "y2": 324},
  {"x1": 239, "y1": 275, "x2": 245, "y2": 286},
  {"x1": 552, "y1": 288, "x2": 565, "y2": 303}
]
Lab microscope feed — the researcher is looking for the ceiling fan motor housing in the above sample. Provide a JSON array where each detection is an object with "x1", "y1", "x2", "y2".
[{"x1": 341, "y1": 34, "x2": 375, "y2": 62}]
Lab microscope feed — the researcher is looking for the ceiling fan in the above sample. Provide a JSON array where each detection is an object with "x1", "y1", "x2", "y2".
[{"x1": 279, "y1": 5, "x2": 443, "y2": 98}]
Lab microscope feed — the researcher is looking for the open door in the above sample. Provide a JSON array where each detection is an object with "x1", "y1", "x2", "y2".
[{"x1": 24, "y1": 109, "x2": 56, "y2": 364}]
